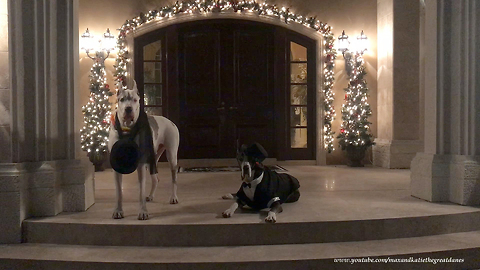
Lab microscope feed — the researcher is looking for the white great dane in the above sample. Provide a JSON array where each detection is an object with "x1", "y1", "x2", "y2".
[{"x1": 108, "y1": 81, "x2": 180, "y2": 220}]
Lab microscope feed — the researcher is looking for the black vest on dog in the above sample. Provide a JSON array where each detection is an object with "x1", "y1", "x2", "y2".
[
  {"x1": 236, "y1": 167, "x2": 300, "y2": 210},
  {"x1": 114, "y1": 111, "x2": 157, "y2": 175}
]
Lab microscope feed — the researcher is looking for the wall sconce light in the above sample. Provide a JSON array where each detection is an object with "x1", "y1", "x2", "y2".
[
  {"x1": 80, "y1": 28, "x2": 117, "y2": 61},
  {"x1": 338, "y1": 30, "x2": 368, "y2": 56},
  {"x1": 337, "y1": 30, "x2": 350, "y2": 55},
  {"x1": 356, "y1": 30, "x2": 368, "y2": 54},
  {"x1": 101, "y1": 28, "x2": 116, "y2": 53},
  {"x1": 80, "y1": 28, "x2": 96, "y2": 53}
]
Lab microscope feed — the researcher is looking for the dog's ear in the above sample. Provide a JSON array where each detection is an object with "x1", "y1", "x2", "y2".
[
  {"x1": 239, "y1": 144, "x2": 248, "y2": 158},
  {"x1": 240, "y1": 144, "x2": 248, "y2": 152},
  {"x1": 133, "y1": 80, "x2": 139, "y2": 95},
  {"x1": 116, "y1": 80, "x2": 126, "y2": 98},
  {"x1": 116, "y1": 89, "x2": 123, "y2": 100},
  {"x1": 236, "y1": 143, "x2": 248, "y2": 163}
]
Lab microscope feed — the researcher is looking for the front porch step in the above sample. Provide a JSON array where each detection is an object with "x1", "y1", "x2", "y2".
[
  {"x1": 2, "y1": 231, "x2": 480, "y2": 269},
  {"x1": 22, "y1": 211, "x2": 480, "y2": 247}
]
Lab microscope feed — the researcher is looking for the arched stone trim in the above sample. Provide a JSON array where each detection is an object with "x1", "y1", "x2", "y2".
[{"x1": 113, "y1": 1, "x2": 337, "y2": 163}]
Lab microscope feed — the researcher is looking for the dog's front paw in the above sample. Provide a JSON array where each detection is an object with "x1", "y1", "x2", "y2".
[
  {"x1": 222, "y1": 209, "x2": 234, "y2": 218},
  {"x1": 138, "y1": 210, "x2": 149, "y2": 220},
  {"x1": 112, "y1": 209, "x2": 124, "y2": 219},
  {"x1": 170, "y1": 195, "x2": 179, "y2": 204},
  {"x1": 222, "y1": 193, "x2": 235, "y2": 200},
  {"x1": 265, "y1": 212, "x2": 277, "y2": 223},
  {"x1": 146, "y1": 195, "x2": 154, "y2": 202}
]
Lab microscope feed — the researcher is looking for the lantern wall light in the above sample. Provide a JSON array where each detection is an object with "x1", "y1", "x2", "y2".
[
  {"x1": 337, "y1": 30, "x2": 350, "y2": 55},
  {"x1": 337, "y1": 30, "x2": 368, "y2": 56},
  {"x1": 356, "y1": 30, "x2": 368, "y2": 55},
  {"x1": 80, "y1": 28, "x2": 116, "y2": 61},
  {"x1": 338, "y1": 30, "x2": 368, "y2": 79}
]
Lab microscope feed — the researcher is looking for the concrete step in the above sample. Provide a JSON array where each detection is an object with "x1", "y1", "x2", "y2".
[
  {"x1": 23, "y1": 211, "x2": 480, "y2": 247},
  {"x1": 2, "y1": 231, "x2": 480, "y2": 269}
]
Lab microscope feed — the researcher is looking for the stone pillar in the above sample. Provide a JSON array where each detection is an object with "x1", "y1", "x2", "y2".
[
  {"x1": 411, "y1": 0, "x2": 480, "y2": 205},
  {"x1": 0, "y1": 0, "x2": 93, "y2": 244},
  {"x1": 373, "y1": 0, "x2": 423, "y2": 168}
]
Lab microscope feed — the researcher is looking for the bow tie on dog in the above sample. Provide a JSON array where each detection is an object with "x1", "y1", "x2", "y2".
[
  {"x1": 242, "y1": 182, "x2": 251, "y2": 188},
  {"x1": 222, "y1": 142, "x2": 300, "y2": 223}
]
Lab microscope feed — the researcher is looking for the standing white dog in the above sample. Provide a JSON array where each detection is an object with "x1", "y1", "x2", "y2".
[{"x1": 108, "y1": 81, "x2": 180, "y2": 220}]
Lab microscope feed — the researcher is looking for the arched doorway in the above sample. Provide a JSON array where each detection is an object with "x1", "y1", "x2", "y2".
[{"x1": 134, "y1": 19, "x2": 316, "y2": 160}]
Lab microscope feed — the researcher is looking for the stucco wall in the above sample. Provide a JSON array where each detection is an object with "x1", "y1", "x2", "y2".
[{"x1": 77, "y1": 0, "x2": 378, "y2": 164}]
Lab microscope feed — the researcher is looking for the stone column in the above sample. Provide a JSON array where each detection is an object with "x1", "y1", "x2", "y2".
[
  {"x1": 0, "y1": 0, "x2": 93, "y2": 244},
  {"x1": 411, "y1": 0, "x2": 480, "y2": 205},
  {"x1": 373, "y1": 0, "x2": 423, "y2": 168}
]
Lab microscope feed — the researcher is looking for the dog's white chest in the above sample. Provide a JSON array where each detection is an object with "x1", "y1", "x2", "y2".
[{"x1": 243, "y1": 172, "x2": 263, "y2": 201}]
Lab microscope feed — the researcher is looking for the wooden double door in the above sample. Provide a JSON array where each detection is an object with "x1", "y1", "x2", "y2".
[
  {"x1": 178, "y1": 22, "x2": 275, "y2": 158},
  {"x1": 135, "y1": 19, "x2": 316, "y2": 160}
]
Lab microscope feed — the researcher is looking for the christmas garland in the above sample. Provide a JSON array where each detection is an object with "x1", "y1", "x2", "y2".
[{"x1": 114, "y1": 0, "x2": 336, "y2": 153}]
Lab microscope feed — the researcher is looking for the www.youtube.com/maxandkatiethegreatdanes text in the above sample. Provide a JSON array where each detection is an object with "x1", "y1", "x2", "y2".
[{"x1": 334, "y1": 256, "x2": 464, "y2": 265}]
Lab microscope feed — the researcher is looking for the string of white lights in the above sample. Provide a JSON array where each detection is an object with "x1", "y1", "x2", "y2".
[{"x1": 114, "y1": 0, "x2": 337, "y2": 153}]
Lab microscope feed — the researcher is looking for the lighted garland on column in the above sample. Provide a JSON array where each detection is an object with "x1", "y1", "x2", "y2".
[
  {"x1": 114, "y1": 0, "x2": 336, "y2": 153},
  {"x1": 323, "y1": 32, "x2": 336, "y2": 153},
  {"x1": 80, "y1": 59, "x2": 113, "y2": 160},
  {"x1": 337, "y1": 52, "x2": 374, "y2": 155}
]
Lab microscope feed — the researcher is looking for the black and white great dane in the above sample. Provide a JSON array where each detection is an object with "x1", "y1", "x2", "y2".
[
  {"x1": 108, "y1": 81, "x2": 180, "y2": 220},
  {"x1": 222, "y1": 142, "x2": 300, "y2": 223}
]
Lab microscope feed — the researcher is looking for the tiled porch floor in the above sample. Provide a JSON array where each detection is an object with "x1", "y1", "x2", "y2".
[{"x1": 57, "y1": 165, "x2": 479, "y2": 224}]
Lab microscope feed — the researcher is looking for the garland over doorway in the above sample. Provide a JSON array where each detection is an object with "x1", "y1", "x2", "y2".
[{"x1": 114, "y1": 0, "x2": 337, "y2": 153}]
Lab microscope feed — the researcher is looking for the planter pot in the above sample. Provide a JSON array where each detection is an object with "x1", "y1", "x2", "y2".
[
  {"x1": 88, "y1": 151, "x2": 108, "y2": 172},
  {"x1": 344, "y1": 145, "x2": 366, "y2": 167}
]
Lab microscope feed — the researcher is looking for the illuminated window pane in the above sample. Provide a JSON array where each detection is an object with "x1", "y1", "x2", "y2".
[
  {"x1": 145, "y1": 107, "x2": 162, "y2": 116},
  {"x1": 290, "y1": 42, "x2": 307, "y2": 61},
  {"x1": 144, "y1": 62, "x2": 162, "y2": 83},
  {"x1": 144, "y1": 84, "x2": 162, "y2": 106},
  {"x1": 291, "y1": 85, "x2": 307, "y2": 105},
  {"x1": 290, "y1": 63, "x2": 307, "y2": 83},
  {"x1": 291, "y1": 128, "x2": 307, "y2": 148},
  {"x1": 290, "y1": 107, "x2": 307, "y2": 126},
  {"x1": 143, "y1": 40, "x2": 161, "y2": 61}
]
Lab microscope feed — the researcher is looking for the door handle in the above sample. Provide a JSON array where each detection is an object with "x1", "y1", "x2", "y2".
[
  {"x1": 229, "y1": 107, "x2": 238, "y2": 110},
  {"x1": 217, "y1": 107, "x2": 225, "y2": 111}
]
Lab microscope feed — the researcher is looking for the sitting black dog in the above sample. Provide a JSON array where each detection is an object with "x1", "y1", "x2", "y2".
[{"x1": 222, "y1": 142, "x2": 300, "y2": 223}]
